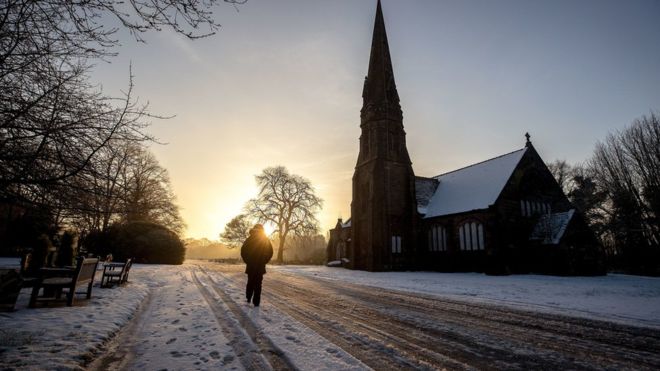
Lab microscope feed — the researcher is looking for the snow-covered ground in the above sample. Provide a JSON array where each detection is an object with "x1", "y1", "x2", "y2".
[
  {"x1": 2, "y1": 257, "x2": 660, "y2": 370},
  {"x1": 200, "y1": 267, "x2": 367, "y2": 370},
  {"x1": 273, "y1": 265, "x2": 660, "y2": 329},
  {"x1": 0, "y1": 258, "x2": 150, "y2": 370},
  {"x1": 0, "y1": 259, "x2": 367, "y2": 370}
]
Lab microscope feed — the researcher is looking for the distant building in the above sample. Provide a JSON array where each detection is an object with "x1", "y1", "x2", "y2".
[{"x1": 327, "y1": 1, "x2": 604, "y2": 275}]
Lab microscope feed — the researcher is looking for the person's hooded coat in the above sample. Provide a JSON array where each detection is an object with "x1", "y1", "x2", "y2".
[{"x1": 241, "y1": 227, "x2": 274, "y2": 275}]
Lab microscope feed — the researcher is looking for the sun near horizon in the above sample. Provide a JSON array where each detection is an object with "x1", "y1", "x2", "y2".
[{"x1": 89, "y1": 0, "x2": 660, "y2": 240}]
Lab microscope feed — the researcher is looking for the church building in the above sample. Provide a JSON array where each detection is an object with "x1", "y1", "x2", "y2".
[{"x1": 326, "y1": 1, "x2": 604, "y2": 275}]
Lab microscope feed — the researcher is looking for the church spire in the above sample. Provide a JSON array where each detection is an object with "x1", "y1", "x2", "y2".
[
  {"x1": 351, "y1": 0, "x2": 416, "y2": 272},
  {"x1": 362, "y1": 0, "x2": 401, "y2": 121}
]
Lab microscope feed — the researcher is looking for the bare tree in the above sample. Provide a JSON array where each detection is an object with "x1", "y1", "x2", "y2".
[
  {"x1": 566, "y1": 165, "x2": 608, "y2": 234},
  {"x1": 47, "y1": 143, "x2": 184, "y2": 238},
  {"x1": 588, "y1": 113, "x2": 660, "y2": 272},
  {"x1": 59, "y1": 142, "x2": 136, "y2": 236},
  {"x1": 219, "y1": 214, "x2": 252, "y2": 248},
  {"x1": 1, "y1": 0, "x2": 245, "y2": 249},
  {"x1": 284, "y1": 233, "x2": 326, "y2": 264},
  {"x1": 119, "y1": 146, "x2": 185, "y2": 234},
  {"x1": 547, "y1": 160, "x2": 608, "y2": 233},
  {"x1": 1, "y1": 0, "x2": 247, "y2": 208},
  {"x1": 246, "y1": 166, "x2": 323, "y2": 264},
  {"x1": 547, "y1": 160, "x2": 574, "y2": 195},
  {"x1": 0, "y1": 66, "x2": 154, "y2": 200}
]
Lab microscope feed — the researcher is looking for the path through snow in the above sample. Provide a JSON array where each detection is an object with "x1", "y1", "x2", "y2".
[{"x1": 2, "y1": 259, "x2": 660, "y2": 370}]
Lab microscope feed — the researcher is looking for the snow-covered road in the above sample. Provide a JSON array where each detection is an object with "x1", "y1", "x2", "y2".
[
  {"x1": 205, "y1": 263, "x2": 660, "y2": 370},
  {"x1": 2, "y1": 260, "x2": 660, "y2": 370}
]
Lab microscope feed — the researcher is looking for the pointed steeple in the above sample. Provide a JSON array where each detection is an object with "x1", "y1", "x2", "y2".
[{"x1": 362, "y1": 0, "x2": 401, "y2": 121}]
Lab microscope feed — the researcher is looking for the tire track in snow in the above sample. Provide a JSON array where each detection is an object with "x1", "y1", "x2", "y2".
[
  {"x1": 319, "y1": 274, "x2": 660, "y2": 369},
  {"x1": 202, "y1": 263, "x2": 660, "y2": 370},
  {"x1": 88, "y1": 283, "x2": 154, "y2": 370},
  {"x1": 203, "y1": 267, "x2": 373, "y2": 371},
  {"x1": 203, "y1": 264, "x2": 466, "y2": 370},
  {"x1": 263, "y1": 275, "x2": 474, "y2": 370},
  {"x1": 192, "y1": 267, "x2": 296, "y2": 371},
  {"x1": 269, "y1": 271, "x2": 660, "y2": 370}
]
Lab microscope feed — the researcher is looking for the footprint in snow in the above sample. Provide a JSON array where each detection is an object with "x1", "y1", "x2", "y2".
[
  {"x1": 285, "y1": 336, "x2": 301, "y2": 344},
  {"x1": 178, "y1": 327, "x2": 188, "y2": 332},
  {"x1": 170, "y1": 350, "x2": 183, "y2": 358},
  {"x1": 222, "y1": 355, "x2": 235, "y2": 365},
  {"x1": 284, "y1": 324, "x2": 298, "y2": 333},
  {"x1": 166, "y1": 338, "x2": 176, "y2": 344},
  {"x1": 171, "y1": 319, "x2": 180, "y2": 324},
  {"x1": 209, "y1": 351, "x2": 221, "y2": 359}
]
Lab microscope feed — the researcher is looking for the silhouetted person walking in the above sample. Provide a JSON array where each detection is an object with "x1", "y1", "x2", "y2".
[{"x1": 240, "y1": 224, "x2": 273, "y2": 307}]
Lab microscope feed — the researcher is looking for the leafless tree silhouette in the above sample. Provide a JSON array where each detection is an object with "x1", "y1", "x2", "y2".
[
  {"x1": 246, "y1": 166, "x2": 323, "y2": 264},
  {"x1": 220, "y1": 214, "x2": 253, "y2": 248},
  {"x1": 1, "y1": 0, "x2": 244, "y2": 245},
  {"x1": 589, "y1": 113, "x2": 660, "y2": 273}
]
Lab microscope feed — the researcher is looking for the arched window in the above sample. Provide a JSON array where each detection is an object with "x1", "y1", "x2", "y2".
[
  {"x1": 459, "y1": 226, "x2": 465, "y2": 250},
  {"x1": 391, "y1": 236, "x2": 402, "y2": 254},
  {"x1": 428, "y1": 225, "x2": 447, "y2": 252},
  {"x1": 459, "y1": 222, "x2": 485, "y2": 251},
  {"x1": 522, "y1": 200, "x2": 552, "y2": 217}
]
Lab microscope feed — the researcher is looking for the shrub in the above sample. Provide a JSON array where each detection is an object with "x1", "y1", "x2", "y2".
[
  {"x1": 85, "y1": 221, "x2": 184, "y2": 265},
  {"x1": 25, "y1": 234, "x2": 52, "y2": 275},
  {"x1": 55, "y1": 231, "x2": 77, "y2": 267}
]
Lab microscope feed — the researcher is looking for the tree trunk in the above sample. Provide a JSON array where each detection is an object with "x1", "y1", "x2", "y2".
[{"x1": 277, "y1": 236, "x2": 286, "y2": 264}]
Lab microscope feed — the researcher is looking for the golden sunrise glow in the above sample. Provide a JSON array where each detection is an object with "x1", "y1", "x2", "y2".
[
  {"x1": 263, "y1": 223, "x2": 276, "y2": 237},
  {"x1": 87, "y1": 1, "x2": 659, "y2": 240}
]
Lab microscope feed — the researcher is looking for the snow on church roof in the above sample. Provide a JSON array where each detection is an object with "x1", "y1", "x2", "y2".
[
  {"x1": 423, "y1": 148, "x2": 527, "y2": 218},
  {"x1": 530, "y1": 209, "x2": 576, "y2": 244},
  {"x1": 415, "y1": 177, "x2": 439, "y2": 215}
]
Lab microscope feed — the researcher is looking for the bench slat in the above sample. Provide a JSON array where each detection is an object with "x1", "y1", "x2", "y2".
[{"x1": 29, "y1": 257, "x2": 99, "y2": 307}]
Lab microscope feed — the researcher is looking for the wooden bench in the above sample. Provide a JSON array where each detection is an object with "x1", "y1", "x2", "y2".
[
  {"x1": 0, "y1": 269, "x2": 23, "y2": 311},
  {"x1": 101, "y1": 258, "x2": 133, "y2": 288},
  {"x1": 29, "y1": 256, "x2": 99, "y2": 307}
]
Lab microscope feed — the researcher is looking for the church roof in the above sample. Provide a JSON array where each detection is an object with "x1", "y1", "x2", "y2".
[
  {"x1": 423, "y1": 148, "x2": 527, "y2": 218},
  {"x1": 342, "y1": 218, "x2": 352, "y2": 228},
  {"x1": 415, "y1": 177, "x2": 439, "y2": 215},
  {"x1": 530, "y1": 209, "x2": 576, "y2": 244}
]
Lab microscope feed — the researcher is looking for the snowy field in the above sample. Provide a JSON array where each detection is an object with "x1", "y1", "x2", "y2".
[
  {"x1": 0, "y1": 258, "x2": 150, "y2": 370},
  {"x1": 1, "y1": 257, "x2": 660, "y2": 370},
  {"x1": 273, "y1": 265, "x2": 660, "y2": 329}
]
